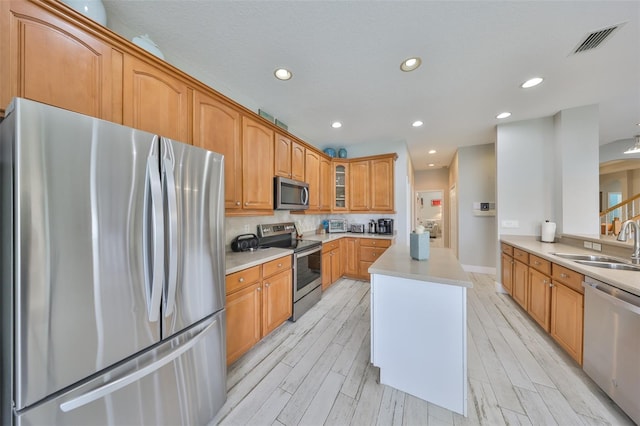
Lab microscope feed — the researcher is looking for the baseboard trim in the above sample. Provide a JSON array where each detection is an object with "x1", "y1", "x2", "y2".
[{"x1": 461, "y1": 265, "x2": 497, "y2": 275}]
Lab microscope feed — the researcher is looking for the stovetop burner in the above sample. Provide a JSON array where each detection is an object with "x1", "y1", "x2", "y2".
[{"x1": 257, "y1": 222, "x2": 321, "y2": 253}]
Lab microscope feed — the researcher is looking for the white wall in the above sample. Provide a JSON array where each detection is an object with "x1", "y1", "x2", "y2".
[
  {"x1": 555, "y1": 105, "x2": 599, "y2": 236},
  {"x1": 496, "y1": 117, "x2": 555, "y2": 236},
  {"x1": 457, "y1": 143, "x2": 497, "y2": 270}
]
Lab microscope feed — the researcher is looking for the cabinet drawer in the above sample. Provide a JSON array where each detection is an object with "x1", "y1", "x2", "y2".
[
  {"x1": 262, "y1": 255, "x2": 292, "y2": 278},
  {"x1": 226, "y1": 265, "x2": 261, "y2": 294},
  {"x1": 552, "y1": 264, "x2": 584, "y2": 294},
  {"x1": 513, "y1": 248, "x2": 529, "y2": 263},
  {"x1": 360, "y1": 239, "x2": 391, "y2": 248},
  {"x1": 529, "y1": 254, "x2": 551, "y2": 275},
  {"x1": 322, "y1": 240, "x2": 340, "y2": 253},
  {"x1": 360, "y1": 247, "x2": 386, "y2": 262},
  {"x1": 501, "y1": 243, "x2": 513, "y2": 256}
]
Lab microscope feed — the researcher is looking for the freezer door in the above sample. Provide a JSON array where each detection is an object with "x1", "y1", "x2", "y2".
[
  {"x1": 161, "y1": 138, "x2": 225, "y2": 337},
  {"x1": 11, "y1": 99, "x2": 161, "y2": 410},
  {"x1": 15, "y1": 311, "x2": 226, "y2": 426}
]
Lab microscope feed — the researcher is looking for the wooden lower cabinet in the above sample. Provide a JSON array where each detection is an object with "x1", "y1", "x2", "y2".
[
  {"x1": 528, "y1": 268, "x2": 552, "y2": 331},
  {"x1": 322, "y1": 240, "x2": 341, "y2": 290},
  {"x1": 501, "y1": 242, "x2": 585, "y2": 365},
  {"x1": 343, "y1": 238, "x2": 359, "y2": 277},
  {"x1": 501, "y1": 252, "x2": 513, "y2": 294},
  {"x1": 358, "y1": 239, "x2": 391, "y2": 280},
  {"x1": 225, "y1": 255, "x2": 292, "y2": 365},
  {"x1": 512, "y1": 260, "x2": 528, "y2": 309},
  {"x1": 262, "y1": 268, "x2": 292, "y2": 336},
  {"x1": 226, "y1": 280, "x2": 261, "y2": 365}
]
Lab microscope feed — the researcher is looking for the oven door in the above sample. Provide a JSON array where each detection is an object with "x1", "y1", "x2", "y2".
[{"x1": 294, "y1": 246, "x2": 322, "y2": 302}]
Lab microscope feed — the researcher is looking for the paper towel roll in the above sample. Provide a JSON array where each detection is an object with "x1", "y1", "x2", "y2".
[{"x1": 541, "y1": 221, "x2": 556, "y2": 242}]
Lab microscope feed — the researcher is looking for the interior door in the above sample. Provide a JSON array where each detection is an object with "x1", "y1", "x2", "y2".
[
  {"x1": 12, "y1": 99, "x2": 160, "y2": 410},
  {"x1": 161, "y1": 138, "x2": 225, "y2": 338}
]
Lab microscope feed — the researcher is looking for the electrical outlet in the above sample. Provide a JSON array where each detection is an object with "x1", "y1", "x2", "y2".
[
  {"x1": 592, "y1": 242, "x2": 602, "y2": 252},
  {"x1": 583, "y1": 241, "x2": 593, "y2": 249}
]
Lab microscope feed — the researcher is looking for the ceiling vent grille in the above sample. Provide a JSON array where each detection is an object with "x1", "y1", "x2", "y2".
[{"x1": 571, "y1": 24, "x2": 623, "y2": 54}]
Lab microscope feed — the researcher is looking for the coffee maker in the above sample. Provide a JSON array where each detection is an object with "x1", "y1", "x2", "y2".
[{"x1": 377, "y1": 218, "x2": 394, "y2": 235}]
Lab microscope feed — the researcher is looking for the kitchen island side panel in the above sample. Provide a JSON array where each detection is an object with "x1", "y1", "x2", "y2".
[{"x1": 371, "y1": 273, "x2": 467, "y2": 416}]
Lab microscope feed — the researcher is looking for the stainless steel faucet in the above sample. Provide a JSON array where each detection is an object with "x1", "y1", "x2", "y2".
[{"x1": 616, "y1": 220, "x2": 640, "y2": 263}]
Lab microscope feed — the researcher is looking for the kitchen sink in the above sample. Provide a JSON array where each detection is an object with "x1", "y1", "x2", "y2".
[
  {"x1": 574, "y1": 260, "x2": 640, "y2": 271},
  {"x1": 550, "y1": 252, "x2": 627, "y2": 263}
]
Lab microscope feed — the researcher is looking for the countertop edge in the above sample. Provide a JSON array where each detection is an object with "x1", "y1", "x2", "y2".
[
  {"x1": 500, "y1": 235, "x2": 640, "y2": 297},
  {"x1": 368, "y1": 245, "x2": 472, "y2": 288},
  {"x1": 225, "y1": 248, "x2": 293, "y2": 275}
]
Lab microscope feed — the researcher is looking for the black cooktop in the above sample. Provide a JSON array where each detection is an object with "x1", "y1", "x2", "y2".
[{"x1": 261, "y1": 238, "x2": 321, "y2": 252}]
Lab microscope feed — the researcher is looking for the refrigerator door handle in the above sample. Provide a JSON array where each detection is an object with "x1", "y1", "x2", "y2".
[
  {"x1": 143, "y1": 153, "x2": 164, "y2": 322},
  {"x1": 59, "y1": 318, "x2": 217, "y2": 413},
  {"x1": 162, "y1": 154, "x2": 179, "y2": 317}
]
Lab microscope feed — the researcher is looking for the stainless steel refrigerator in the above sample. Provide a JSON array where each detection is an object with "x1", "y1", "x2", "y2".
[{"x1": 0, "y1": 98, "x2": 226, "y2": 425}]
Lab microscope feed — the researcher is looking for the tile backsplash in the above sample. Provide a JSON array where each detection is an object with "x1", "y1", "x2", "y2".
[{"x1": 225, "y1": 212, "x2": 397, "y2": 249}]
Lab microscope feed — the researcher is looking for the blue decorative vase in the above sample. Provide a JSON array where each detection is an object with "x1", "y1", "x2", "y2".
[
  {"x1": 338, "y1": 148, "x2": 347, "y2": 158},
  {"x1": 323, "y1": 148, "x2": 336, "y2": 157}
]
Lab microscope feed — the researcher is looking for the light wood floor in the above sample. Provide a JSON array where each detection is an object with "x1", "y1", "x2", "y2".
[{"x1": 211, "y1": 273, "x2": 634, "y2": 426}]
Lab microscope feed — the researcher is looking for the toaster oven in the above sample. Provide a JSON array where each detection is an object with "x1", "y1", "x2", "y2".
[
  {"x1": 350, "y1": 224, "x2": 365, "y2": 233},
  {"x1": 328, "y1": 219, "x2": 348, "y2": 233}
]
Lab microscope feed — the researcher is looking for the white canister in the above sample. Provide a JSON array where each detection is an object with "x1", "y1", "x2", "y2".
[{"x1": 541, "y1": 220, "x2": 556, "y2": 242}]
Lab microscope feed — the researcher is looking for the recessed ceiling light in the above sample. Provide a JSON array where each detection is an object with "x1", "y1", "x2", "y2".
[
  {"x1": 428, "y1": 163, "x2": 435, "y2": 167},
  {"x1": 400, "y1": 57, "x2": 422, "y2": 72},
  {"x1": 274, "y1": 68, "x2": 292, "y2": 81},
  {"x1": 496, "y1": 112, "x2": 511, "y2": 119},
  {"x1": 412, "y1": 120, "x2": 424, "y2": 127},
  {"x1": 521, "y1": 77, "x2": 544, "y2": 88},
  {"x1": 428, "y1": 150, "x2": 436, "y2": 154},
  {"x1": 331, "y1": 121, "x2": 342, "y2": 129}
]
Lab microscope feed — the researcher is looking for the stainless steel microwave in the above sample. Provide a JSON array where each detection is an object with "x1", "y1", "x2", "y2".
[{"x1": 274, "y1": 176, "x2": 309, "y2": 210}]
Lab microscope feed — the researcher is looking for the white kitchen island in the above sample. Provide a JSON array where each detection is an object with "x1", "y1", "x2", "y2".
[{"x1": 368, "y1": 245, "x2": 472, "y2": 416}]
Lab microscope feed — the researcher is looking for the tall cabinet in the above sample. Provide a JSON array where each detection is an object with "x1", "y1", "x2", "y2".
[{"x1": 242, "y1": 116, "x2": 274, "y2": 211}]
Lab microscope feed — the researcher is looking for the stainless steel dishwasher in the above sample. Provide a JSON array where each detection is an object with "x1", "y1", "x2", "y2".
[{"x1": 583, "y1": 276, "x2": 640, "y2": 425}]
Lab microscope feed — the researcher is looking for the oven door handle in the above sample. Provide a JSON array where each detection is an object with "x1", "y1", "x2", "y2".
[{"x1": 295, "y1": 245, "x2": 322, "y2": 258}]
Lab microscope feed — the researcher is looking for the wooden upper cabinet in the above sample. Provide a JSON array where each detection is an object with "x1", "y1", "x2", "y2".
[
  {"x1": 349, "y1": 160, "x2": 370, "y2": 211},
  {"x1": 274, "y1": 133, "x2": 292, "y2": 178},
  {"x1": 370, "y1": 156, "x2": 395, "y2": 211},
  {"x1": 319, "y1": 156, "x2": 332, "y2": 211},
  {"x1": 291, "y1": 141, "x2": 306, "y2": 181},
  {"x1": 123, "y1": 54, "x2": 190, "y2": 142},
  {"x1": 242, "y1": 116, "x2": 274, "y2": 210},
  {"x1": 193, "y1": 91, "x2": 242, "y2": 210},
  {"x1": 333, "y1": 162, "x2": 349, "y2": 211},
  {"x1": 1, "y1": 0, "x2": 117, "y2": 120},
  {"x1": 305, "y1": 149, "x2": 320, "y2": 210}
]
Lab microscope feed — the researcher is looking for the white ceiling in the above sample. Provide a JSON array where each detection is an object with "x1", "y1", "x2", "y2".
[{"x1": 102, "y1": 0, "x2": 640, "y2": 171}]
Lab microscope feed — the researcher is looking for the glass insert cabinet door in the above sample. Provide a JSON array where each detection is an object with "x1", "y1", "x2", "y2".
[{"x1": 334, "y1": 163, "x2": 347, "y2": 210}]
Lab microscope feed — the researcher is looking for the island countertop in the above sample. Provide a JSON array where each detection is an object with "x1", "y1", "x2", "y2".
[{"x1": 368, "y1": 244, "x2": 472, "y2": 288}]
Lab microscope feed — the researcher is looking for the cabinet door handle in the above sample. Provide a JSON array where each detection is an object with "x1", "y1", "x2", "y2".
[
  {"x1": 549, "y1": 283, "x2": 554, "y2": 288},
  {"x1": 257, "y1": 287, "x2": 262, "y2": 292},
  {"x1": 244, "y1": 202, "x2": 249, "y2": 206},
  {"x1": 239, "y1": 277, "x2": 244, "y2": 283},
  {"x1": 560, "y1": 273, "x2": 568, "y2": 279},
  {"x1": 265, "y1": 283, "x2": 270, "y2": 288},
  {"x1": 236, "y1": 201, "x2": 241, "y2": 206},
  {"x1": 534, "y1": 261, "x2": 540, "y2": 265},
  {"x1": 277, "y1": 263, "x2": 282, "y2": 267}
]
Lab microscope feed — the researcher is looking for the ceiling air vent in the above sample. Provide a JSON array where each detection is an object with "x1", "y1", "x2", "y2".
[{"x1": 571, "y1": 24, "x2": 624, "y2": 54}]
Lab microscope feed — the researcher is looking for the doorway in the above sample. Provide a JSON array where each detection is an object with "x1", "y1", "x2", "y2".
[{"x1": 415, "y1": 190, "x2": 445, "y2": 248}]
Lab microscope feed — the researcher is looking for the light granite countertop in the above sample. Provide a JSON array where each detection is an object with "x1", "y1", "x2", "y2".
[
  {"x1": 368, "y1": 245, "x2": 472, "y2": 288},
  {"x1": 225, "y1": 233, "x2": 396, "y2": 275},
  {"x1": 302, "y1": 232, "x2": 396, "y2": 243},
  {"x1": 501, "y1": 235, "x2": 640, "y2": 297},
  {"x1": 225, "y1": 248, "x2": 293, "y2": 275}
]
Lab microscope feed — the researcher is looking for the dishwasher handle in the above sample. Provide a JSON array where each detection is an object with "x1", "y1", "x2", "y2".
[{"x1": 583, "y1": 280, "x2": 640, "y2": 315}]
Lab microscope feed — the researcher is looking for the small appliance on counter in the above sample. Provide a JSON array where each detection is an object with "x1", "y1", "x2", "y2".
[
  {"x1": 350, "y1": 223, "x2": 365, "y2": 233},
  {"x1": 231, "y1": 233, "x2": 260, "y2": 252},
  {"x1": 368, "y1": 220, "x2": 377, "y2": 234},
  {"x1": 377, "y1": 218, "x2": 394, "y2": 235},
  {"x1": 328, "y1": 219, "x2": 348, "y2": 233}
]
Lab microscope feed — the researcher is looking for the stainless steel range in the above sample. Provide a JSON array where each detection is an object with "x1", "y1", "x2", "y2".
[{"x1": 258, "y1": 222, "x2": 322, "y2": 321}]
